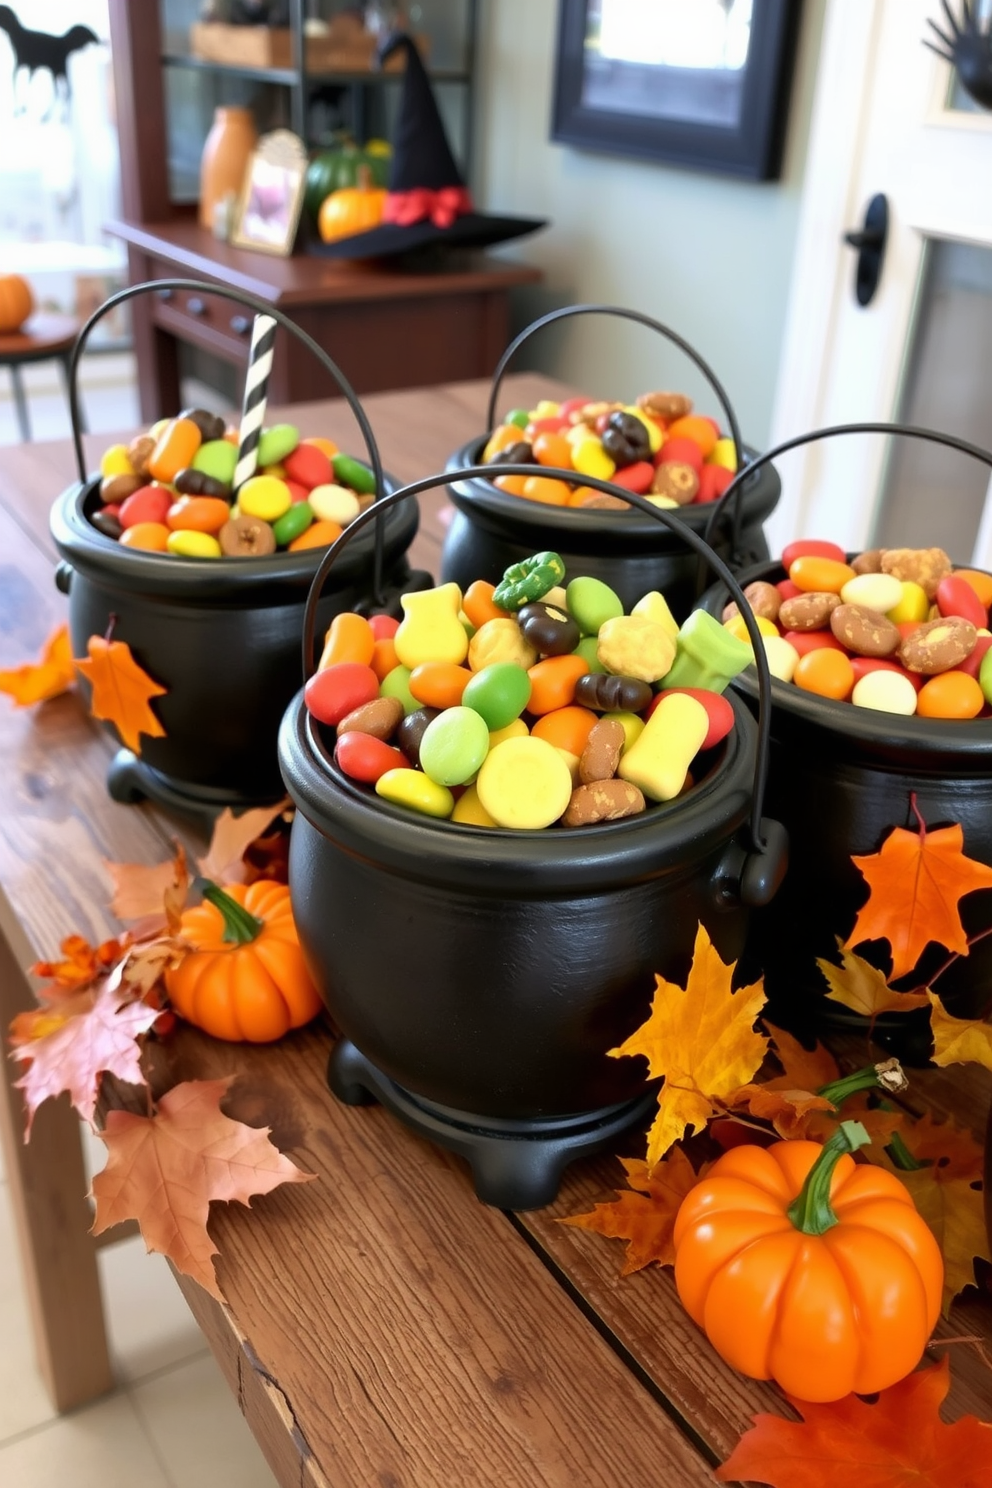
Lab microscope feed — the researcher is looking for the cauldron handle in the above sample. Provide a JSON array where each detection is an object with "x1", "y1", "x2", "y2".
[
  {"x1": 705, "y1": 420, "x2": 992, "y2": 558},
  {"x1": 484, "y1": 303, "x2": 750, "y2": 560},
  {"x1": 300, "y1": 462, "x2": 785, "y2": 897},
  {"x1": 65, "y1": 278, "x2": 392, "y2": 608}
]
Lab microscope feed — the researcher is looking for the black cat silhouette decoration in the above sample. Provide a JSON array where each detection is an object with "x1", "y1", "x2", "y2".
[{"x1": 0, "y1": 6, "x2": 99, "y2": 116}]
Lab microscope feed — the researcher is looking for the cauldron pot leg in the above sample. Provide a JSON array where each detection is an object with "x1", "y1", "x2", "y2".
[
  {"x1": 107, "y1": 748, "x2": 149, "y2": 805},
  {"x1": 328, "y1": 1038, "x2": 378, "y2": 1106}
]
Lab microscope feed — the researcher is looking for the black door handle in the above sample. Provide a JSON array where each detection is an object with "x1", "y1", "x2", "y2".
[{"x1": 842, "y1": 194, "x2": 887, "y2": 307}]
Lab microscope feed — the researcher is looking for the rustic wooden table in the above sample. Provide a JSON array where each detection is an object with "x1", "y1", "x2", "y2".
[{"x1": 1, "y1": 376, "x2": 990, "y2": 1487}]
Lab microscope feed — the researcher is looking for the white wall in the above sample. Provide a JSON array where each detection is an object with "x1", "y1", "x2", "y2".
[{"x1": 473, "y1": 0, "x2": 826, "y2": 448}]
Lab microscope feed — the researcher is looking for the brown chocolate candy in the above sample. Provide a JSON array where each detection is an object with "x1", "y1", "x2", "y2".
[
  {"x1": 574, "y1": 672, "x2": 653, "y2": 713},
  {"x1": 180, "y1": 407, "x2": 226, "y2": 443},
  {"x1": 486, "y1": 440, "x2": 532, "y2": 466},
  {"x1": 650, "y1": 461, "x2": 698, "y2": 505},
  {"x1": 396, "y1": 707, "x2": 440, "y2": 768},
  {"x1": 337, "y1": 696, "x2": 404, "y2": 741},
  {"x1": 880, "y1": 546, "x2": 951, "y2": 600},
  {"x1": 127, "y1": 434, "x2": 155, "y2": 476},
  {"x1": 898, "y1": 616, "x2": 977, "y2": 674},
  {"x1": 722, "y1": 580, "x2": 782, "y2": 625},
  {"x1": 851, "y1": 547, "x2": 884, "y2": 575},
  {"x1": 829, "y1": 603, "x2": 901, "y2": 657},
  {"x1": 174, "y1": 467, "x2": 231, "y2": 499},
  {"x1": 90, "y1": 509, "x2": 123, "y2": 540},
  {"x1": 100, "y1": 472, "x2": 143, "y2": 505},
  {"x1": 218, "y1": 515, "x2": 276, "y2": 556},
  {"x1": 574, "y1": 492, "x2": 628, "y2": 509},
  {"x1": 562, "y1": 779, "x2": 646, "y2": 827},
  {"x1": 778, "y1": 592, "x2": 842, "y2": 632},
  {"x1": 517, "y1": 601, "x2": 581, "y2": 656},
  {"x1": 578, "y1": 718, "x2": 626, "y2": 785},
  {"x1": 636, "y1": 391, "x2": 693, "y2": 421}
]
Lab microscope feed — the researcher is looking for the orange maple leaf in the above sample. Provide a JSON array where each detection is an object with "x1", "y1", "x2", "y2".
[
  {"x1": 765, "y1": 1023, "x2": 840, "y2": 1090},
  {"x1": 817, "y1": 940, "x2": 930, "y2": 1020},
  {"x1": 0, "y1": 624, "x2": 76, "y2": 706},
  {"x1": 716, "y1": 1358, "x2": 992, "y2": 1488},
  {"x1": 897, "y1": 1110, "x2": 985, "y2": 1181},
  {"x1": 609, "y1": 923, "x2": 767, "y2": 1165},
  {"x1": 846, "y1": 811, "x2": 992, "y2": 981},
  {"x1": 105, "y1": 843, "x2": 190, "y2": 938},
  {"x1": 560, "y1": 1149, "x2": 701, "y2": 1275},
  {"x1": 30, "y1": 933, "x2": 130, "y2": 1001},
  {"x1": 90, "y1": 1077, "x2": 314, "y2": 1300},
  {"x1": 74, "y1": 635, "x2": 167, "y2": 754},
  {"x1": 195, "y1": 800, "x2": 290, "y2": 886},
  {"x1": 927, "y1": 991, "x2": 992, "y2": 1075},
  {"x1": 727, "y1": 1082, "x2": 835, "y2": 1141}
]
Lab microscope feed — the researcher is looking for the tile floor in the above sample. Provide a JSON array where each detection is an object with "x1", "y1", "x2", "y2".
[{"x1": 0, "y1": 354, "x2": 280, "y2": 1484}]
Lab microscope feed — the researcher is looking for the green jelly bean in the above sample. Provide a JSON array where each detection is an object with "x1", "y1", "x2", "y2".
[
  {"x1": 660, "y1": 610, "x2": 753, "y2": 694},
  {"x1": 332, "y1": 452, "x2": 376, "y2": 495},
  {"x1": 505, "y1": 408, "x2": 530, "y2": 430},
  {"x1": 257, "y1": 424, "x2": 299, "y2": 467},
  {"x1": 981, "y1": 644, "x2": 992, "y2": 706},
  {"x1": 462, "y1": 663, "x2": 532, "y2": 730},
  {"x1": 376, "y1": 768, "x2": 453, "y2": 819},
  {"x1": 573, "y1": 636, "x2": 608, "y2": 674},
  {"x1": 379, "y1": 665, "x2": 422, "y2": 716},
  {"x1": 272, "y1": 501, "x2": 313, "y2": 547},
  {"x1": 419, "y1": 706, "x2": 490, "y2": 787},
  {"x1": 192, "y1": 439, "x2": 238, "y2": 487},
  {"x1": 566, "y1": 576, "x2": 624, "y2": 636}
]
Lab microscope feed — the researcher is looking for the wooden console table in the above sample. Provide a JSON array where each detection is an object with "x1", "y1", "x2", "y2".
[{"x1": 1, "y1": 376, "x2": 990, "y2": 1486}]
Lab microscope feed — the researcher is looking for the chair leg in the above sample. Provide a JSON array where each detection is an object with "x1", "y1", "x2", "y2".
[
  {"x1": 10, "y1": 363, "x2": 31, "y2": 441},
  {"x1": 59, "y1": 353, "x2": 85, "y2": 434}
]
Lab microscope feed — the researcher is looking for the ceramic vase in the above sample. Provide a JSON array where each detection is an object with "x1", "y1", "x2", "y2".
[{"x1": 199, "y1": 107, "x2": 257, "y2": 231}]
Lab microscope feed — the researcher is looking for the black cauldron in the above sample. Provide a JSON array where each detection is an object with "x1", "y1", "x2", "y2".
[
  {"x1": 279, "y1": 465, "x2": 788, "y2": 1209},
  {"x1": 51, "y1": 279, "x2": 428, "y2": 819},
  {"x1": 441, "y1": 305, "x2": 781, "y2": 616},
  {"x1": 699, "y1": 422, "x2": 992, "y2": 1055}
]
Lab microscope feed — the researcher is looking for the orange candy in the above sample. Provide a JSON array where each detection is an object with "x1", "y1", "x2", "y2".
[
  {"x1": 954, "y1": 568, "x2": 992, "y2": 609},
  {"x1": 788, "y1": 555, "x2": 857, "y2": 594},
  {"x1": 147, "y1": 417, "x2": 202, "y2": 483},
  {"x1": 526, "y1": 655, "x2": 590, "y2": 715},
  {"x1": 319, "y1": 612, "x2": 375, "y2": 670},
  {"x1": 793, "y1": 647, "x2": 855, "y2": 701},
  {"x1": 522, "y1": 475, "x2": 572, "y2": 507},
  {"x1": 303, "y1": 436, "x2": 339, "y2": 460},
  {"x1": 463, "y1": 579, "x2": 510, "y2": 629},
  {"x1": 568, "y1": 485, "x2": 607, "y2": 507},
  {"x1": 532, "y1": 431, "x2": 574, "y2": 470},
  {"x1": 119, "y1": 521, "x2": 170, "y2": 552},
  {"x1": 165, "y1": 495, "x2": 230, "y2": 533},
  {"x1": 916, "y1": 670, "x2": 984, "y2": 719},
  {"x1": 666, "y1": 415, "x2": 718, "y2": 459},
  {"x1": 409, "y1": 662, "x2": 472, "y2": 710},
  {"x1": 531, "y1": 705, "x2": 598, "y2": 756},
  {"x1": 370, "y1": 636, "x2": 399, "y2": 682},
  {"x1": 289, "y1": 519, "x2": 343, "y2": 551},
  {"x1": 494, "y1": 474, "x2": 529, "y2": 497}
]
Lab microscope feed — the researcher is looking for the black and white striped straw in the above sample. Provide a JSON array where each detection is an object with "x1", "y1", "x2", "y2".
[{"x1": 233, "y1": 313, "x2": 277, "y2": 492}]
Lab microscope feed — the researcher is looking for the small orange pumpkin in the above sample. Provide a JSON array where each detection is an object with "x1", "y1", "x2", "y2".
[
  {"x1": 317, "y1": 165, "x2": 386, "y2": 244},
  {"x1": 165, "y1": 880, "x2": 322, "y2": 1042},
  {"x1": 0, "y1": 274, "x2": 33, "y2": 333}
]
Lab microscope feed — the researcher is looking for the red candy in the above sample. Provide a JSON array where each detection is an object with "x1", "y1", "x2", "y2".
[
  {"x1": 781, "y1": 539, "x2": 847, "y2": 570},
  {"x1": 304, "y1": 662, "x2": 379, "y2": 727},
  {"x1": 334, "y1": 732, "x2": 409, "y2": 784},
  {"x1": 369, "y1": 613, "x2": 400, "y2": 639},
  {"x1": 776, "y1": 580, "x2": 802, "y2": 600},
  {"x1": 609, "y1": 460, "x2": 655, "y2": 494},
  {"x1": 694, "y1": 465, "x2": 734, "y2": 503},
  {"x1": 850, "y1": 656, "x2": 923, "y2": 693},
  {"x1": 649, "y1": 687, "x2": 734, "y2": 750},
  {"x1": 284, "y1": 443, "x2": 333, "y2": 490},
  {"x1": 657, "y1": 437, "x2": 704, "y2": 474},
  {"x1": 956, "y1": 632, "x2": 992, "y2": 680},
  {"x1": 119, "y1": 485, "x2": 172, "y2": 529},
  {"x1": 936, "y1": 574, "x2": 987, "y2": 631},
  {"x1": 782, "y1": 630, "x2": 845, "y2": 657}
]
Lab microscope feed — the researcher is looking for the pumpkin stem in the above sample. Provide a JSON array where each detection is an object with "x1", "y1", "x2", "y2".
[
  {"x1": 786, "y1": 1120, "x2": 871, "y2": 1236},
  {"x1": 818, "y1": 1057, "x2": 908, "y2": 1107},
  {"x1": 886, "y1": 1130, "x2": 930, "y2": 1171},
  {"x1": 199, "y1": 879, "x2": 264, "y2": 946}
]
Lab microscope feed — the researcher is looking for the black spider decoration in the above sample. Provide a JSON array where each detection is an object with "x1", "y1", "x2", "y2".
[{"x1": 923, "y1": 0, "x2": 992, "y2": 111}]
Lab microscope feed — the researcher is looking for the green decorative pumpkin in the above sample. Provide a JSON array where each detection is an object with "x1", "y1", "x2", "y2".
[{"x1": 305, "y1": 141, "x2": 391, "y2": 224}]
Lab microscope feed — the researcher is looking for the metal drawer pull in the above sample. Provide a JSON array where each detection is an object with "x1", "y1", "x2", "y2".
[
  {"x1": 187, "y1": 296, "x2": 207, "y2": 317},
  {"x1": 230, "y1": 314, "x2": 251, "y2": 335}
]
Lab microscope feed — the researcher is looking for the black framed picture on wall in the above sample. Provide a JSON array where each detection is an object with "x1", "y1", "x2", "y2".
[{"x1": 551, "y1": 0, "x2": 801, "y2": 180}]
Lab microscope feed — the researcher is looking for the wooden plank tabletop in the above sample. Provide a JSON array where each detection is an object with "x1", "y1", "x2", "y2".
[{"x1": 1, "y1": 375, "x2": 990, "y2": 1486}]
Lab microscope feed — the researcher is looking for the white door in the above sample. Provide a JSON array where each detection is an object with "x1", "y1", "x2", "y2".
[{"x1": 767, "y1": 0, "x2": 992, "y2": 566}]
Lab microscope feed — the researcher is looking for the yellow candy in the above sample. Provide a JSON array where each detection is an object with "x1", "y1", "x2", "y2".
[
  {"x1": 376, "y1": 768, "x2": 453, "y2": 819},
  {"x1": 543, "y1": 585, "x2": 568, "y2": 610},
  {"x1": 597, "y1": 615, "x2": 676, "y2": 683},
  {"x1": 100, "y1": 443, "x2": 134, "y2": 477},
  {"x1": 149, "y1": 418, "x2": 170, "y2": 439},
  {"x1": 761, "y1": 634, "x2": 800, "y2": 682},
  {"x1": 571, "y1": 437, "x2": 616, "y2": 481},
  {"x1": 261, "y1": 463, "x2": 286, "y2": 479},
  {"x1": 618, "y1": 693, "x2": 709, "y2": 802},
  {"x1": 709, "y1": 438, "x2": 738, "y2": 472},
  {"x1": 723, "y1": 613, "x2": 778, "y2": 643},
  {"x1": 451, "y1": 783, "x2": 497, "y2": 827},
  {"x1": 556, "y1": 748, "x2": 582, "y2": 786},
  {"x1": 166, "y1": 530, "x2": 222, "y2": 558},
  {"x1": 886, "y1": 580, "x2": 930, "y2": 625},
  {"x1": 603, "y1": 710, "x2": 644, "y2": 753},
  {"x1": 468, "y1": 617, "x2": 537, "y2": 672},
  {"x1": 395, "y1": 582, "x2": 468, "y2": 668},
  {"x1": 238, "y1": 475, "x2": 292, "y2": 522},
  {"x1": 488, "y1": 718, "x2": 529, "y2": 749},
  {"x1": 622, "y1": 405, "x2": 663, "y2": 453},
  {"x1": 532, "y1": 400, "x2": 561, "y2": 419},
  {"x1": 631, "y1": 590, "x2": 679, "y2": 641},
  {"x1": 646, "y1": 495, "x2": 679, "y2": 509},
  {"x1": 309, "y1": 484, "x2": 360, "y2": 525},
  {"x1": 477, "y1": 736, "x2": 573, "y2": 830}
]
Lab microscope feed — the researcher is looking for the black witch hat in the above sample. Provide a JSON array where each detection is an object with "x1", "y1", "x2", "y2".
[{"x1": 310, "y1": 30, "x2": 546, "y2": 259}]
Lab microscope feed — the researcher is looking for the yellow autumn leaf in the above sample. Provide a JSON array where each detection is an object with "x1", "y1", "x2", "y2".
[
  {"x1": 610, "y1": 923, "x2": 767, "y2": 1166},
  {"x1": 817, "y1": 940, "x2": 929, "y2": 1018},
  {"x1": 927, "y1": 990, "x2": 992, "y2": 1074}
]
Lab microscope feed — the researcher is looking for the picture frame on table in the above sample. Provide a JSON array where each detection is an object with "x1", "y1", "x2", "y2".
[
  {"x1": 231, "y1": 129, "x2": 308, "y2": 257},
  {"x1": 551, "y1": 0, "x2": 801, "y2": 181}
]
